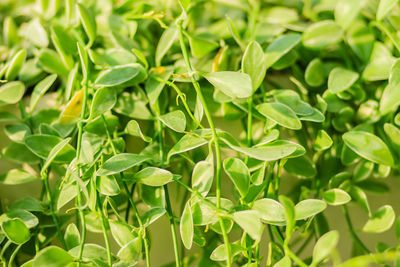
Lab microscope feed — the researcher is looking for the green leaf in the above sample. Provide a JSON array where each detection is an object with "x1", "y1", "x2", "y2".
[
  {"x1": 37, "y1": 49, "x2": 69, "y2": 76},
  {"x1": 188, "y1": 34, "x2": 218, "y2": 58},
  {"x1": 51, "y1": 26, "x2": 76, "y2": 69},
  {"x1": 97, "y1": 153, "x2": 149, "y2": 176},
  {"x1": 274, "y1": 256, "x2": 291, "y2": 267},
  {"x1": 1, "y1": 218, "x2": 30, "y2": 244},
  {"x1": 24, "y1": 134, "x2": 75, "y2": 163},
  {"x1": 377, "y1": 0, "x2": 398, "y2": 21},
  {"x1": 233, "y1": 210, "x2": 263, "y2": 240},
  {"x1": 109, "y1": 220, "x2": 137, "y2": 247},
  {"x1": 23, "y1": 19, "x2": 48, "y2": 47},
  {"x1": 210, "y1": 243, "x2": 245, "y2": 262},
  {"x1": 284, "y1": 156, "x2": 316, "y2": 178},
  {"x1": 134, "y1": 167, "x2": 173, "y2": 186},
  {"x1": 97, "y1": 175, "x2": 121, "y2": 196},
  {"x1": 334, "y1": 0, "x2": 363, "y2": 29},
  {"x1": 354, "y1": 161, "x2": 374, "y2": 182},
  {"x1": 0, "y1": 169, "x2": 38, "y2": 185},
  {"x1": 322, "y1": 189, "x2": 351, "y2": 206},
  {"x1": 191, "y1": 159, "x2": 214, "y2": 197},
  {"x1": 384, "y1": 123, "x2": 400, "y2": 146},
  {"x1": 362, "y1": 42, "x2": 395, "y2": 81},
  {"x1": 41, "y1": 138, "x2": 72, "y2": 173},
  {"x1": 33, "y1": 246, "x2": 74, "y2": 267},
  {"x1": 3, "y1": 17, "x2": 18, "y2": 47},
  {"x1": 8, "y1": 197, "x2": 43, "y2": 212},
  {"x1": 64, "y1": 223, "x2": 80, "y2": 250},
  {"x1": 30, "y1": 74, "x2": 57, "y2": 112},
  {"x1": 68, "y1": 243, "x2": 111, "y2": 262},
  {"x1": 302, "y1": 20, "x2": 343, "y2": 49},
  {"x1": 159, "y1": 110, "x2": 186, "y2": 132},
  {"x1": 168, "y1": 133, "x2": 208, "y2": 160},
  {"x1": 90, "y1": 87, "x2": 117, "y2": 119},
  {"x1": 203, "y1": 71, "x2": 252, "y2": 99},
  {"x1": 3, "y1": 142, "x2": 40, "y2": 164},
  {"x1": 0, "y1": 81, "x2": 25, "y2": 105},
  {"x1": 95, "y1": 63, "x2": 147, "y2": 87},
  {"x1": 380, "y1": 60, "x2": 400, "y2": 114},
  {"x1": 265, "y1": 33, "x2": 301, "y2": 69},
  {"x1": 77, "y1": 42, "x2": 89, "y2": 80},
  {"x1": 343, "y1": 131, "x2": 394, "y2": 166},
  {"x1": 314, "y1": 130, "x2": 333, "y2": 151},
  {"x1": 252, "y1": 198, "x2": 286, "y2": 223},
  {"x1": 305, "y1": 58, "x2": 325, "y2": 87},
  {"x1": 143, "y1": 207, "x2": 166, "y2": 227},
  {"x1": 273, "y1": 90, "x2": 313, "y2": 116},
  {"x1": 6, "y1": 49, "x2": 26, "y2": 80},
  {"x1": 180, "y1": 202, "x2": 194, "y2": 249},
  {"x1": 295, "y1": 199, "x2": 327, "y2": 220},
  {"x1": 1, "y1": 209, "x2": 38, "y2": 228},
  {"x1": 362, "y1": 205, "x2": 395, "y2": 233},
  {"x1": 312, "y1": 230, "x2": 339, "y2": 265},
  {"x1": 125, "y1": 120, "x2": 151, "y2": 142},
  {"x1": 4, "y1": 123, "x2": 31, "y2": 143},
  {"x1": 328, "y1": 67, "x2": 359, "y2": 94},
  {"x1": 77, "y1": 3, "x2": 96, "y2": 46},
  {"x1": 223, "y1": 139, "x2": 300, "y2": 161},
  {"x1": 223, "y1": 157, "x2": 250, "y2": 198},
  {"x1": 256, "y1": 102, "x2": 302, "y2": 130},
  {"x1": 156, "y1": 25, "x2": 178, "y2": 66},
  {"x1": 117, "y1": 237, "x2": 142, "y2": 262},
  {"x1": 349, "y1": 186, "x2": 371, "y2": 216},
  {"x1": 242, "y1": 41, "x2": 266, "y2": 90}
]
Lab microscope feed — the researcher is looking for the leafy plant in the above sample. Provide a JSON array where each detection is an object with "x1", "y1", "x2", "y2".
[{"x1": 0, "y1": 0, "x2": 400, "y2": 266}]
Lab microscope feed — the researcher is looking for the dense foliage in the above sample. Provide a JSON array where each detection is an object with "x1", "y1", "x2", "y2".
[{"x1": 1, "y1": 0, "x2": 400, "y2": 266}]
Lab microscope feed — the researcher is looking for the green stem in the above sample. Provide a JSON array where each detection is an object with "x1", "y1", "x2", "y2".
[
  {"x1": 75, "y1": 83, "x2": 89, "y2": 265},
  {"x1": 284, "y1": 245, "x2": 308, "y2": 267},
  {"x1": 164, "y1": 186, "x2": 181, "y2": 267},
  {"x1": 343, "y1": 205, "x2": 371, "y2": 254},
  {"x1": 245, "y1": 96, "x2": 253, "y2": 164},
  {"x1": 101, "y1": 116, "x2": 151, "y2": 267},
  {"x1": 125, "y1": 184, "x2": 135, "y2": 222},
  {"x1": 156, "y1": 109, "x2": 181, "y2": 267},
  {"x1": 123, "y1": 182, "x2": 151, "y2": 267},
  {"x1": 0, "y1": 240, "x2": 11, "y2": 266},
  {"x1": 177, "y1": 19, "x2": 232, "y2": 266},
  {"x1": 8, "y1": 245, "x2": 21, "y2": 267},
  {"x1": 149, "y1": 74, "x2": 203, "y2": 129},
  {"x1": 43, "y1": 171, "x2": 66, "y2": 248},
  {"x1": 96, "y1": 191, "x2": 112, "y2": 266}
]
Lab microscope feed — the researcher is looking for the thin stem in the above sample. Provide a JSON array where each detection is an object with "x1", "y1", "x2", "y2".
[
  {"x1": 156, "y1": 114, "x2": 181, "y2": 267},
  {"x1": 0, "y1": 240, "x2": 11, "y2": 266},
  {"x1": 75, "y1": 83, "x2": 89, "y2": 265},
  {"x1": 284, "y1": 245, "x2": 308, "y2": 267},
  {"x1": 177, "y1": 19, "x2": 232, "y2": 266},
  {"x1": 96, "y1": 192, "x2": 112, "y2": 266},
  {"x1": 43, "y1": 171, "x2": 66, "y2": 248},
  {"x1": 245, "y1": 96, "x2": 253, "y2": 164},
  {"x1": 149, "y1": 73, "x2": 203, "y2": 129},
  {"x1": 123, "y1": 182, "x2": 151, "y2": 267},
  {"x1": 8, "y1": 245, "x2": 21, "y2": 267},
  {"x1": 125, "y1": 184, "x2": 135, "y2": 222},
  {"x1": 164, "y1": 186, "x2": 181, "y2": 267},
  {"x1": 101, "y1": 116, "x2": 151, "y2": 267},
  {"x1": 343, "y1": 205, "x2": 371, "y2": 254}
]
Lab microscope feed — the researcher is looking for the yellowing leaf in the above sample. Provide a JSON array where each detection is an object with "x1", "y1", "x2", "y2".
[{"x1": 59, "y1": 89, "x2": 84, "y2": 124}]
